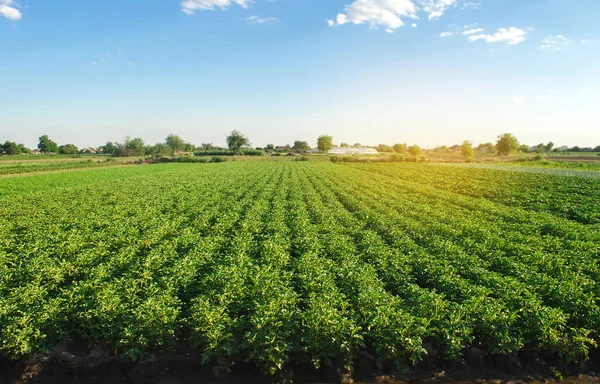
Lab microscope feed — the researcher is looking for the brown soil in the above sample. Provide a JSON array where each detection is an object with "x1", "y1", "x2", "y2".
[{"x1": 2, "y1": 350, "x2": 599, "y2": 384}]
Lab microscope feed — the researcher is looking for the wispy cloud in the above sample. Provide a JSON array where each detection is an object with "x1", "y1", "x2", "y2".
[
  {"x1": 463, "y1": 28, "x2": 483, "y2": 35},
  {"x1": 247, "y1": 15, "x2": 280, "y2": 25},
  {"x1": 440, "y1": 31, "x2": 454, "y2": 37},
  {"x1": 328, "y1": 0, "x2": 462, "y2": 33},
  {"x1": 181, "y1": 0, "x2": 252, "y2": 14},
  {"x1": 461, "y1": 1, "x2": 480, "y2": 9},
  {"x1": 0, "y1": 0, "x2": 21, "y2": 21},
  {"x1": 540, "y1": 35, "x2": 569, "y2": 51},
  {"x1": 468, "y1": 27, "x2": 527, "y2": 45}
]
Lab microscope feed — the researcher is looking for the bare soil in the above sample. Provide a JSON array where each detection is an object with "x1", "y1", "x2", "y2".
[{"x1": 2, "y1": 349, "x2": 599, "y2": 384}]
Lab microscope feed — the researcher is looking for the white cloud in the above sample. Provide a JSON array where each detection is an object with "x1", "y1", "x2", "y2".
[
  {"x1": 540, "y1": 35, "x2": 569, "y2": 51},
  {"x1": 440, "y1": 31, "x2": 453, "y2": 37},
  {"x1": 328, "y1": 0, "x2": 462, "y2": 32},
  {"x1": 247, "y1": 15, "x2": 280, "y2": 24},
  {"x1": 327, "y1": 19, "x2": 335, "y2": 27},
  {"x1": 463, "y1": 28, "x2": 483, "y2": 35},
  {"x1": 420, "y1": 0, "x2": 457, "y2": 20},
  {"x1": 330, "y1": 0, "x2": 418, "y2": 31},
  {"x1": 469, "y1": 27, "x2": 527, "y2": 45},
  {"x1": 411, "y1": 23, "x2": 417, "y2": 27},
  {"x1": 512, "y1": 96, "x2": 524, "y2": 104},
  {"x1": 461, "y1": 1, "x2": 480, "y2": 9},
  {"x1": 0, "y1": 0, "x2": 21, "y2": 21},
  {"x1": 181, "y1": 0, "x2": 253, "y2": 14}
]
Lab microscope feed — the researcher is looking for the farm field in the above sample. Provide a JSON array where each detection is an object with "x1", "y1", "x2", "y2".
[{"x1": 0, "y1": 159, "x2": 599, "y2": 382}]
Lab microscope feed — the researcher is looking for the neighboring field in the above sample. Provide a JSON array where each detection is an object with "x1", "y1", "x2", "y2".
[
  {"x1": 0, "y1": 160, "x2": 598, "y2": 378},
  {"x1": 0, "y1": 157, "x2": 124, "y2": 176}
]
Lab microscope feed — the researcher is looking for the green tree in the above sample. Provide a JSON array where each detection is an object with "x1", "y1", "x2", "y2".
[
  {"x1": 408, "y1": 144, "x2": 422, "y2": 157},
  {"x1": 594, "y1": 145, "x2": 600, "y2": 152},
  {"x1": 535, "y1": 143, "x2": 544, "y2": 154},
  {"x1": 149, "y1": 143, "x2": 172, "y2": 157},
  {"x1": 38, "y1": 135, "x2": 59, "y2": 153},
  {"x1": 340, "y1": 142, "x2": 350, "y2": 148},
  {"x1": 1, "y1": 141, "x2": 20, "y2": 155},
  {"x1": 518, "y1": 144, "x2": 530, "y2": 153},
  {"x1": 317, "y1": 135, "x2": 333, "y2": 153},
  {"x1": 376, "y1": 144, "x2": 394, "y2": 153},
  {"x1": 461, "y1": 140, "x2": 474, "y2": 161},
  {"x1": 59, "y1": 144, "x2": 79, "y2": 155},
  {"x1": 393, "y1": 143, "x2": 407, "y2": 154},
  {"x1": 126, "y1": 137, "x2": 146, "y2": 156},
  {"x1": 201, "y1": 143, "x2": 217, "y2": 151},
  {"x1": 226, "y1": 130, "x2": 250, "y2": 155},
  {"x1": 266, "y1": 144, "x2": 275, "y2": 150},
  {"x1": 293, "y1": 141, "x2": 310, "y2": 152},
  {"x1": 99, "y1": 142, "x2": 118, "y2": 155},
  {"x1": 17, "y1": 143, "x2": 31, "y2": 154},
  {"x1": 184, "y1": 143, "x2": 196, "y2": 152},
  {"x1": 476, "y1": 142, "x2": 497, "y2": 155},
  {"x1": 495, "y1": 133, "x2": 519, "y2": 156},
  {"x1": 544, "y1": 142, "x2": 555, "y2": 153},
  {"x1": 353, "y1": 143, "x2": 361, "y2": 148},
  {"x1": 165, "y1": 134, "x2": 185, "y2": 154}
]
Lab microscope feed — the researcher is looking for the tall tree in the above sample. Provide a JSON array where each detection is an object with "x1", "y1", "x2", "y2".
[
  {"x1": 317, "y1": 135, "x2": 333, "y2": 153},
  {"x1": 59, "y1": 144, "x2": 79, "y2": 155},
  {"x1": 38, "y1": 135, "x2": 59, "y2": 153},
  {"x1": 408, "y1": 144, "x2": 422, "y2": 157},
  {"x1": 393, "y1": 143, "x2": 407, "y2": 154},
  {"x1": 293, "y1": 141, "x2": 310, "y2": 152},
  {"x1": 495, "y1": 133, "x2": 519, "y2": 156},
  {"x1": 165, "y1": 134, "x2": 185, "y2": 154},
  {"x1": 461, "y1": 140, "x2": 474, "y2": 161},
  {"x1": 226, "y1": 130, "x2": 250, "y2": 155},
  {"x1": 1, "y1": 141, "x2": 21, "y2": 155}
]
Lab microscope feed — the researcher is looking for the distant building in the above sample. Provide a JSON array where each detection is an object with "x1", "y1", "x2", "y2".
[{"x1": 328, "y1": 147, "x2": 378, "y2": 155}]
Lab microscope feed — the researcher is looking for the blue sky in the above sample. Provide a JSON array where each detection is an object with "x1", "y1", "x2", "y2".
[{"x1": 1, "y1": 0, "x2": 599, "y2": 149}]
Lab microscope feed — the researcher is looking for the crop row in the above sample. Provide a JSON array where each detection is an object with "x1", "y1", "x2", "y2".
[{"x1": 0, "y1": 160, "x2": 598, "y2": 375}]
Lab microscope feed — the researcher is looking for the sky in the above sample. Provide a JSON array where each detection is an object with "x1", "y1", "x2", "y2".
[{"x1": 1, "y1": 0, "x2": 599, "y2": 149}]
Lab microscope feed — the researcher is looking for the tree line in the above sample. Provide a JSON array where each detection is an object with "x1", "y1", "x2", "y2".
[{"x1": 2, "y1": 132, "x2": 599, "y2": 158}]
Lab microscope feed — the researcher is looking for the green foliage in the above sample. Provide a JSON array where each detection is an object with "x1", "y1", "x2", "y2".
[
  {"x1": 37, "y1": 135, "x2": 58, "y2": 153},
  {"x1": 393, "y1": 143, "x2": 407, "y2": 154},
  {"x1": 317, "y1": 135, "x2": 333, "y2": 153},
  {"x1": 376, "y1": 144, "x2": 394, "y2": 153},
  {"x1": 461, "y1": 140, "x2": 474, "y2": 161},
  {"x1": 58, "y1": 144, "x2": 78, "y2": 155},
  {"x1": 0, "y1": 141, "x2": 23, "y2": 155},
  {"x1": 408, "y1": 144, "x2": 422, "y2": 157},
  {"x1": 99, "y1": 141, "x2": 119, "y2": 155},
  {"x1": 226, "y1": 130, "x2": 250, "y2": 155},
  {"x1": 194, "y1": 149, "x2": 265, "y2": 157},
  {"x1": 0, "y1": 160, "x2": 599, "y2": 375},
  {"x1": 165, "y1": 134, "x2": 186, "y2": 154},
  {"x1": 293, "y1": 141, "x2": 310, "y2": 152},
  {"x1": 477, "y1": 142, "x2": 497, "y2": 155},
  {"x1": 495, "y1": 133, "x2": 520, "y2": 156}
]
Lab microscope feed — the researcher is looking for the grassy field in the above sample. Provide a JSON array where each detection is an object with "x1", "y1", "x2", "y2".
[{"x1": 0, "y1": 159, "x2": 598, "y2": 379}]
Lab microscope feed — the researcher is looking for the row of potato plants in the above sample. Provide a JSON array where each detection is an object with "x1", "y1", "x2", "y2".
[
  {"x1": 350, "y1": 162, "x2": 600, "y2": 225},
  {"x1": 0, "y1": 160, "x2": 598, "y2": 375}
]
